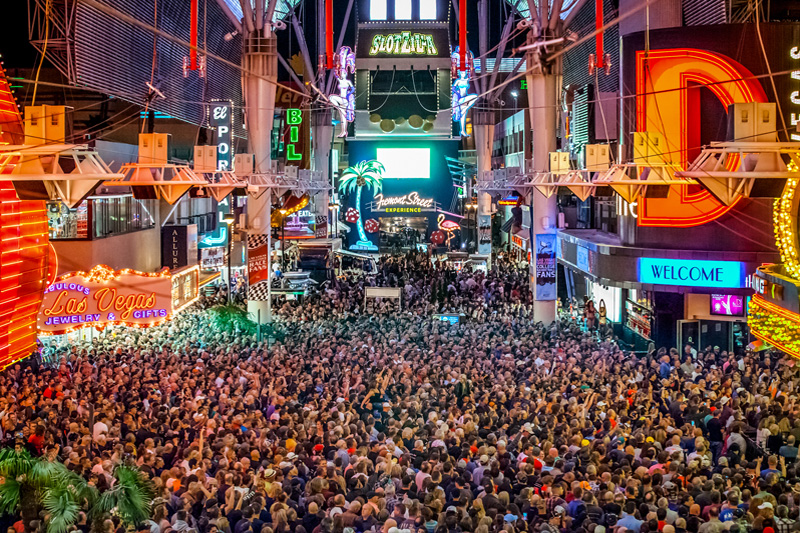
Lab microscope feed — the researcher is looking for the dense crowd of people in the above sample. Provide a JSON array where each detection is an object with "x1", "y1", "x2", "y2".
[{"x1": 5, "y1": 252, "x2": 800, "y2": 533}]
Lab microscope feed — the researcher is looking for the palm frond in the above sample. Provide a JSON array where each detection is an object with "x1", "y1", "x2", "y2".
[
  {"x1": 58, "y1": 469, "x2": 98, "y2": 507},
  {"x1": 93, "y1": 466, "x2": 155, "y2": 527},
  {"x1": 0, "y1": 477, "x2": 21, "y2": 515},
  {"x1": 343, "y1": 179, "x2": 359, "y2": 195},
  {"x1": 338, "y1": 172, "x2": 358, "y2": 194},
  {"x1": 339, "y1": 160, "x2": 385, "y2": 195},
  {"x1": 28, "y1": 459, "x2": 67, "y2": 487},
  {"x1": 42, "y1": 486, "x2": 79, "y2": 533},
  {"x1": 208, "y1": 303, "x2": 257, "y2": 335},
  {"x1": 365, "y1": 161, "x2": 386, "y2": 175},
  {"x1": 0, "y1": 448, "x2": 33, "y2": 480},
  {"x1": 362, "y1": 173, "x2": 383, "y2": 194},
  {"x1": 89, "y1": 491, "x2": 115, "y2": 521}
]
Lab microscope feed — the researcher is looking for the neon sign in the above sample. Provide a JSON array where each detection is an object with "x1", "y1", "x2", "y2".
[
  {"x1": 374, "y1": 192, "x2": 433, "y2": 210},
  {"x1": 210, "y1": 101, "x2": 233, "y2": 170},
  {"x1": 0, "y1": 63, "x2": 49, "y2": 367},
  {"x1": 286, "y1": 108, "x2": 303, "y2": 161},
  {"x1": 329, "y1": 47, "x2": 356, "y2": 138},
  {"x1": 451, "y1": 47, "x2": 478, "y2": 137},
  {"x1": 368, "y1": 32, "x2": 437, "y2": 56},
  {"x1": 38, "y1": 265, "x2": 173, "y2": 335},
  {"x1": 638, "y1": 258, "x2": 745, "y2": 288},
  {"x1": 635, "y1": 48, "x2": 767, "y2": 227},
  {"x1": 200, "y1": 198, "x2": 229, "y2": 248}
]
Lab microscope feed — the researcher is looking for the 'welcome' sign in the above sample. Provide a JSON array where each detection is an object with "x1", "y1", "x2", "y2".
[{"x1": 638, "y1": 258, "x2": 745, "y2": 289}]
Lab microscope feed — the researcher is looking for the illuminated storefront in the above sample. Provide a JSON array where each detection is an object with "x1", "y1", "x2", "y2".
[
  {"x1": 559, "y1": 233, "x2": 759, "y2": 352},
  {"x1": 551, "y1": 17, "x2": 799, "y2": 351},
  {"x1": 37, "y1": 264, "x2": 200, "y2": 340}
]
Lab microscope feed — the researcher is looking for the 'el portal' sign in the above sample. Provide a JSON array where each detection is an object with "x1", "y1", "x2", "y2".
[{"x1": 211, "y1": 101, "x2": 233, "y2": 171}]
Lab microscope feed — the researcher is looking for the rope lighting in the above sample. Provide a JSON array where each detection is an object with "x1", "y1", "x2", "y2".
[{"x1": 773, "y1": 161, "x2": 800, "y2": 279}]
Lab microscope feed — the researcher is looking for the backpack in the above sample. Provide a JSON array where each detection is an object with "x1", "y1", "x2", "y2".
[
  {"x1": 604, "y1": 513, "x2": 619, "y2": 528},
  {"x1": 572, "y1": 501, "x2": 588, "y2": 527}
]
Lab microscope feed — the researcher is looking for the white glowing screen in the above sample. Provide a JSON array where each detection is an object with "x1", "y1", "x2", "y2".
[
  {"x1": 370, "y1": 0, "x2": 387, "y2": 20},
  {"x1": 377, "y1": 148, "x2": 431, "y2": 179}
]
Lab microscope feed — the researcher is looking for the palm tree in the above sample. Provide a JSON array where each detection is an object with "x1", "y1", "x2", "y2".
[
  {"x1": 208, "y1": 302, "x2": 257, "y2": 335},
  {"x1": 91, "y1": 464, "x2": 156, "y2": 528},
  {"x1": 0, "y1": 448, "x2": 154, "y2": 533},
  {"x1": 339, "y1": 160, "x2": 385, "y2": 251}
]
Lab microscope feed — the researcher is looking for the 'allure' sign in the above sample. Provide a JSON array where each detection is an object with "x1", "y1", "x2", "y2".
[{"x1": 38, "y1": 265, "x2": 172, "y2": 335}]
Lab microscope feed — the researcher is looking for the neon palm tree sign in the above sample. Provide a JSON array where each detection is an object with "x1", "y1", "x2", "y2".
[{"x1": 339, "y1": 160, "x2": 385, "y2": 251}]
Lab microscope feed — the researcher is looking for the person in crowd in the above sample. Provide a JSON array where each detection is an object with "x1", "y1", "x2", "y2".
[{"x1": 7, "y1": 251, "x2": 800, "y2": 533}]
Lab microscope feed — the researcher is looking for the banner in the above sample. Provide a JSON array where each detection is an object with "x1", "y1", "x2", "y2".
[
  {"x1": 162, "y1": 225, "x2": 198, "y2": 270},
  {"x1": 247, "y1": 235, "x2": 271, "y2": 301},
  {"x1": 248, "y1": 244, "x2": 270, "y2": 286},
  {"x1": 535, "y1": 234, "x2": 557, "y2": 301},
  {"x1": 38, "y1": 265, "x2": 172, "y2": 335},
  {"x1": 478, "y1": 213, "x2": 492, "y2": 255}
]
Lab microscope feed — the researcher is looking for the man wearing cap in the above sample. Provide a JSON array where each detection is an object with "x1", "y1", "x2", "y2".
[{"x1": 473, "y1": 454, "x2": 489, "y2": 486}]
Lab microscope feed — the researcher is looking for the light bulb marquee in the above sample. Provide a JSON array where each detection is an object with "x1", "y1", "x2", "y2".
[
  {"x1": 749, "y1": 294, "x2": 800, "y2": 359},
  {"x1": 774, "y1": 162, "x2": 800, "y2": 278},
  {"x1": 36, "y1": 264, "x2": 198, "y2": 337},
  {"x1": 751, "y1": 162, "x2": 800, "y2": 359}
]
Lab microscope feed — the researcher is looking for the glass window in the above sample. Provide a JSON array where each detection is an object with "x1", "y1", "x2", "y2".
[
  {"x1": 419, "y1": 0, "x2": 437, "y2": 19},
  {"x1": 46, "y1": 201, "x2": 89, "y2": 239},
  {"x1": 395, "y1": 0, "x2": 412, "y2": 19},
  {"x1": 370, "y1": 0, "x2": 387, "y2": 20},
  {"x1": 92, "y1": 197, "x2": 155, "y2": 239}
]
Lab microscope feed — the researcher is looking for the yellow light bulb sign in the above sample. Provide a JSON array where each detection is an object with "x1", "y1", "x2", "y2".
[
  {"x1": 368, "y1": 32, "x2": 437, "y2": 56},
  {"x1": 287, "y1": 108, "x2": 302, "y2": 161}
]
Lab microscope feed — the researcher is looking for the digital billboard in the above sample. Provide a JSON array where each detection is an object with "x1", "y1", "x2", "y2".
[{"x1": 376, "y1": 148, "x2": 431, "y2": 179}]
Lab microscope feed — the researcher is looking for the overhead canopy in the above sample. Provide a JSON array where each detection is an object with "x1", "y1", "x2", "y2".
[
  {"x1": 507, "y1": 0, "x2": 585, "y2": 22},
  {"x1": 217, "y1": 0, "x2": 303, "y2": 26}
]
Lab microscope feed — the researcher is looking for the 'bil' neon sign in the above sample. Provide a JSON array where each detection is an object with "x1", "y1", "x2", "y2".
[
  {"x1": 286, "y1": 108, "x2": 302, "y2": 161},
  {"x1": 368, "y1": 32, "x2": 437, "y2": 56}
]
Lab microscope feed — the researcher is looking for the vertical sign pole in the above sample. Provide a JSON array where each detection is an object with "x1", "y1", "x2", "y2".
[
  {"x1": 459, "y1": 0, "x2": 467, "y2": 71},
  {"x1": 190, "y1": 0, "x2": 198, "y2": 69},
  {"x1": 595, "y1": 0, "x2": 604, "y2": 68},
  {"x1": 326, "y1": 0, "x2": 334, "y2": 69}
]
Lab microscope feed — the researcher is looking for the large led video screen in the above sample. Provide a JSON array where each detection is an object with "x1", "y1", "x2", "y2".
[{"x1": 376, "y1": 148, "x2": 430, "y2": 179}]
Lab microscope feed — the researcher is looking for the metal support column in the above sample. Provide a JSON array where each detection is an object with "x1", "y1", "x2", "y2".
[{"x1": 525, "y1": 47, "x2": 559, "y2": 325}]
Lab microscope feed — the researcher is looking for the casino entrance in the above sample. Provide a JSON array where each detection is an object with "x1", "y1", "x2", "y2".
[{"x1": 379, "y1": 217, "x2": 428, "y2": 252}]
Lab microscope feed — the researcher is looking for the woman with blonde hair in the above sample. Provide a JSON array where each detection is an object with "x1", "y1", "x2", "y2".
[
  {"x1": 470, "y1": 498, "x2": 486, "y2": 526},
  {"x1": 270, "y1": 508, "x2": 288, "y2": 531},
  {"x1": 757, "y1": 416, "x2": 774, "y2": 449}
]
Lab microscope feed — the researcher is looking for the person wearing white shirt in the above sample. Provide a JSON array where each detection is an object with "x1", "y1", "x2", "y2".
[{"x1": 92, "y1": 417, "x2": 109, "y2": 440}]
